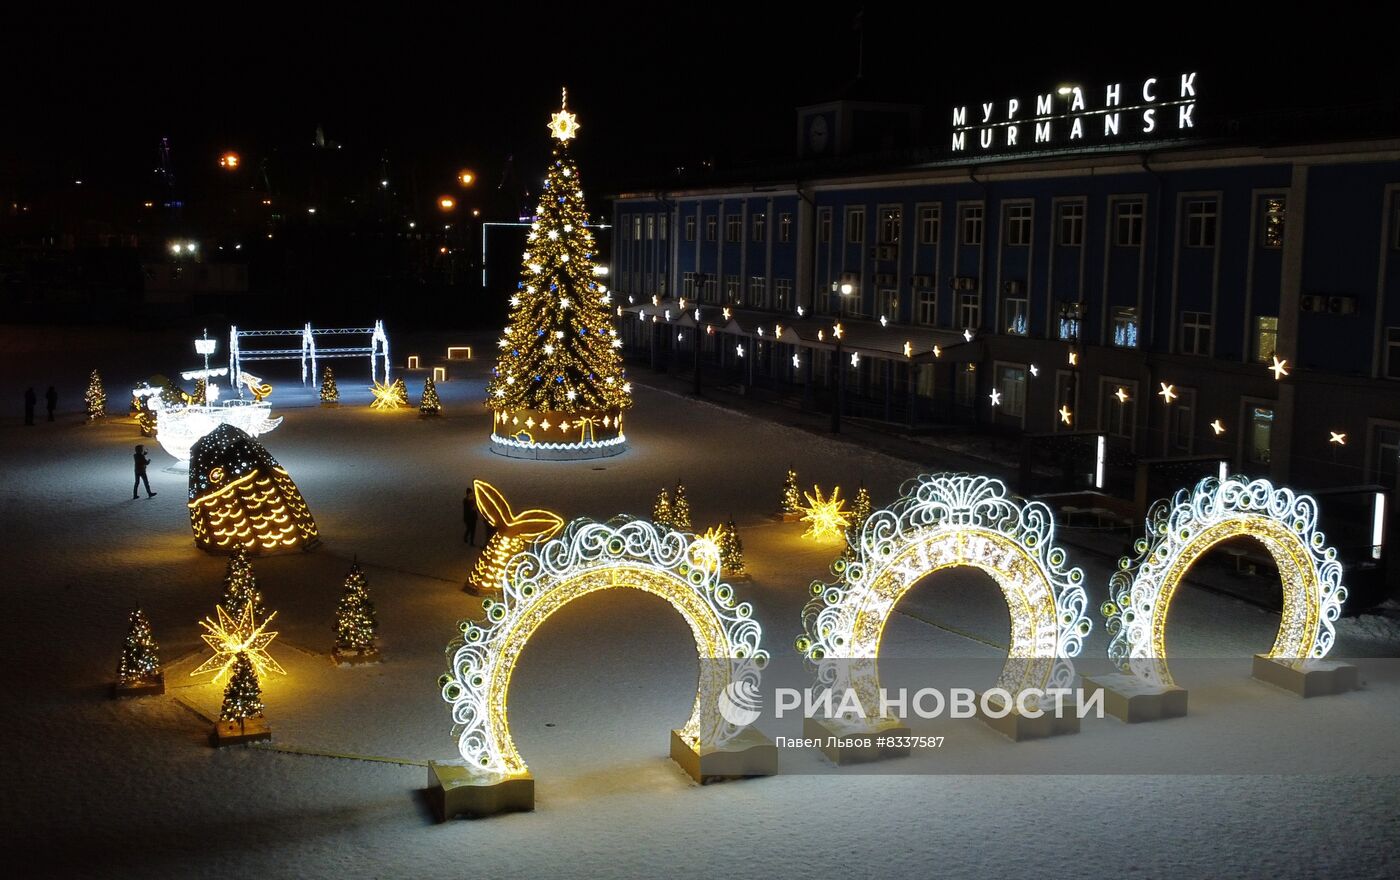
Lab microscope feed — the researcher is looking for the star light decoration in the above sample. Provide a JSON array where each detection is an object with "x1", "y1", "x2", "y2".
[
  {"x1": 1115, "y1": 386, "x2": 1130, "y2": 404},
  {"x1": 1211, "y1": 419, "x2": 1226, "y2": 435},
  {"x1": 1269, "y1": 355, "x2": 1290, "y2": 380},
  {"x1": 548, "y1": 88, "x2": 580, "y2": 142},
  {"x1": 370, "y1": 380, "x2": 407, "y2": 410},
  {"x1": 1059, "y1": 404, "x2": 1073, "y2": 425},
  {"x1": 989, "y1": 388, "x2": 1002, "y2": 406},
  {"x1": 1329, "y1": 431, "x2": 1347, "y2": 445},
  {"x1": 1158, "y1": 383, "x2": 1176, "y2": 404},
  {"x1": 191, "y1": 604, "x2": 285, "y2": 682},
  {"x1": 799, "y1": 485, "x2": 851, "y2": 542}
]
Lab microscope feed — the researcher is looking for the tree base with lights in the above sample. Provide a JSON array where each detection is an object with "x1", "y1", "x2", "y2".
[
  {"x1": 112, "y1": 671, "x2": 165, "y2": 698},
  {"x1": 332, "y1": 645, "x2": 381, "y2": 666},
  {"x1": 211, "y1": 716, "x2": 272, "y2": 747},
  {"x1": 489, "y1": 409, "x2": 627, "y2": 460}
]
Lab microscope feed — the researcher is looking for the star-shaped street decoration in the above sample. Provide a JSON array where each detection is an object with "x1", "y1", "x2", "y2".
[
  {"x1": 1115, "y1": 387, "x2": 1130, "y2": 404},
  {"x1": 1058, "y1": 405, "x2": 1073, "y2": 426},
  {"x1": 191, "y1": 603, "x2": 285, "y2": 682},
  {"x1": 1158, "y1": 383, "x2": 1177, "y2": 404},
  {"x1": 1269, "y1": 355, "x2": 1290, "y2": 380},
  {"x1": 1210, "y1": 419, "x2": 1226, "y2": 435},
  {"x1": 989, "y1": 388, "x2": 1002, "y2": 406}
]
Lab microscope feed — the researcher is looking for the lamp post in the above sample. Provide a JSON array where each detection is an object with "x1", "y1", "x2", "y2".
[
  {"x1": 693, "y1": 272, "x2": 707, "y2": 396},
  {"x1": 831, "y1": 280, "x2": 853, "y2": 434}
]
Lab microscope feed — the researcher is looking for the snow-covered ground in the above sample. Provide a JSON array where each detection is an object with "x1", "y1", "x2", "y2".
[{"x1": 2, "y1": 325, "x2": 1398, "y2": 878}]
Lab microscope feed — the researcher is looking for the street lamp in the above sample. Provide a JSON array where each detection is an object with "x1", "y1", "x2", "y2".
[
  {"x1": 438, "y1": 196, "x2": 456, "y2": 211},
  {"x1": 458, "y1": 170, "x2": 476, "y2": 187},
  {"x1": 831, "y1": 281, "x2": 854, "y2": 433},
  {"x1": 692, "y1": 272, "x2": 708, "y2": 397}
]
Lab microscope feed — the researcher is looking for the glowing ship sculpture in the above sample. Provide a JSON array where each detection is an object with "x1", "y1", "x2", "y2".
[
  {"x1": 151, "y1": 397, "x2": 282, "y2": 465},
  {"x1": 187, "y1": 424, "x2": 319, "y2": 555}
]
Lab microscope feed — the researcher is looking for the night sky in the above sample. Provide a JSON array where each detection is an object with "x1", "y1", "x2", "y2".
[{"x1": 5, "y1": 10, "x2": 1390, "y2": 205}]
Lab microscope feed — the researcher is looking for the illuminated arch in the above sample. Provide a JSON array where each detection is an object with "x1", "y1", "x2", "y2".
[
  {"x1": 1104, "y1": 475, "x2": 1348, "y2": 686},
  {"x1": 798, "y1": 474, "x2": 1091, "y2": 710},
  {"x1": 441, "y1": 518, "x2": 766, "y2": 778}
]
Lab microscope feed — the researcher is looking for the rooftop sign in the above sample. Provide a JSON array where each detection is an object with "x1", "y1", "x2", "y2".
[{"x1": 952, "y1": 73, "x2": 1198, "y2": 153}]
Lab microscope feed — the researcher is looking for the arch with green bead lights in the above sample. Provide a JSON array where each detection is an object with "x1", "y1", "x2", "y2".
[
  {"x1": 797, "y1": 474, "x2": 1092, "y2": 752},
  {"x1": 433, "y1": 517, "x2": 770, "y2": 819},
  {"x1": 1099, "y1": 475, "x2": 1350, "y2": 709}
]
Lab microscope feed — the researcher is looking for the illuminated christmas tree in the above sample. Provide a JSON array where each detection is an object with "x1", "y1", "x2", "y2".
[
  {"x1": 671, "y1": 482, "x2": 693, "y2": 532},
  {"x1": 719, "y1": 518, "x2": 746, "y2": 578},
  {"x1": 419, "y1": 376, "x2": 443, "y2": 416},
  {"x1": 219, "y1": 653, "x2": 264, "y2": 724},
  {"x1": 320, "y1": 366, "x2": 339, "y2": 405},
  {"x1": 221, "y1": 549, "x2": 266, "y2": 620},
  {"x1": 115, "y1": 607, "x2": 163, "y2": 694},
  {"x1": 192, "y1": 378, "x2": 208, "y2": 405},
  {"x1": 487, "y1": 89, "x2": 631, "y2": 458},
  {"x1": 85, "y1": 370, "x2": 106, "y2": 421},
  {"x1": 652, "y1": 487, "x2": 673, "y2": 529},
  {"x1": 781, "y1": 469, "x2": 801, "y2": 514},
  {"x1": 333, "y1": 561, "x2": 379, "y2": 662},
  {"x1": 848, "y1": 485, "x2": 872, "y2": 544},
  {"x1": 391, "y1": 377, "x2": 409, "y2": 406}
]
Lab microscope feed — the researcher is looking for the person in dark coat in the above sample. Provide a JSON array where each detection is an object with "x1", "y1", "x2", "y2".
[
  {"x1": 133, "y1": 444, "x2": 156, "y2": 499},
  {"x1": 24, "y1": 387, "x2": 36, "y2": 425},
  {"x1": 464, "y1": 488, "x2": 479, "y2": 545},
  {"x1": 45, "y1": 386, "x2": 57, "y2": 422}
]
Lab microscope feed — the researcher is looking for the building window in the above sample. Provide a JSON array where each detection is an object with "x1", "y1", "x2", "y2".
[
  {"x1": 956, "y1": 364, "x2": 977, "y2": 407},
  {"x1": 1004, "y1": 297, "x2": 1029, "y2": 335},
  {"x1": 682, "y1": 272, "x2": 696, "y2": 298},
  {"x1": 1170, "y1": 390, "x2": 1195, "y2": 453},
  {"x1": 819, "y1": 208, "x2": 832, "y2": 244},
  {"x1": 1115, "y1": 201, "x2": 1144, "y2": 247},
  {"x1": 705, "y1": 215, "x2": 717, "y2": 241},
  {"x1": 1262, "y1": 197, "x2": 1285, "y2": 248},
  {"x1": 774, "y1": 278, "x2": 793, "y2": 311},
  {"x1": 1246, "y1": 405, "x2": 1274, "y2": 465},
  {"x1": 725, "y1": 275, "x2": 740, "y2": 304},
  {"x1": 879, "y1": 207, "x2": 901, "y2": 245},
  {"x1": 702, "y1": 277, "x2": 718, "y2": 303},
  {"x1": 878, "y1": 288, "x2": 899, "y2": 322},
  {"x1": 726, "y1": 214, "x2": 741, "y2": 243},
  {"x1": 1111, "y1": 306, "x2": 1139, "y2": 348},
  {"x1": 1005, "y1": 204, "x2": 1032, "y2": 246},
  {"x1": 749, "y1": 276, "x2": 767, "y2": 309},
  {"x1": 645, "y1": 215, "x2": 655, "y2": 240},
  {"x1": 1254, "y1": 316, "x2": 1279, "y2": 363},
  {"x1": 1369, "y1": 425, "x2": 1400, "y2": 489},
  {"x1": 658, "y1": 215, "x2": 668, "y2": 240},
  {"x1": 916, "y1": 286, "x2": 937, "y2": 325},
  {"x1": 846, "y1": 207, "x2": 865, "y2": 244},
  {"x1": 1058, "y1": 302, "x2": 1082, "y2": 342},
  {"x1": 632, "y1": 216, "x2": 642, "y2": 241},
  {"x1": 1180, "y1": 311, "x2": 1212, "y2": 356},
  {"x1": 779, "y1": 213, "x2": 792, "y2": 243},
  {"x1": 752, "y1": 213, "x2": 766, "y2": 242},
  {"x1": 1185, "y1": 199, "x2": 1218, "y2": 248},
  {"x1": 997, "y1": 365, "x2": 1027, "y2": 418},
  {"x1": 961, "y1": 205, "x2": 984, "y2": 245},
  {"x1": 1101, "y1": 381, "x2": 1136, "y2": 439},
  {"x1": 958, "y1": 292, "x2": 980, "y2": 329},
  {"x1": 1386, "y1": 327, "x2": 1400, "y2": 379},
  {"x1": 1058, "y1": 202, "x2": 1085, "y2": 246},
  {"x1": 685, "y1": 215, "x2": 696, "y2": 242},
  {"x1": 918, "y1": 205, "x2": 940, "y2": 245}
]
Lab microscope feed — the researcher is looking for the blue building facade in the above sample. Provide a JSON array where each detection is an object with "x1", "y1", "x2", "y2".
[{"x1": 611, "y1": 100, "x2": 1400, "y2": 518}]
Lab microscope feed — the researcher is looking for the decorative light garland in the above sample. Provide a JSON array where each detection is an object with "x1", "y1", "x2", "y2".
[
  {"x1": 798, "y1": 474, "x2": 1091, "y2": 712},
  {"x1": 1103, "y1": 475, "x2": 1347, "y2": 686},
  {"x1": 441, "y1": 517, "x2": 766, "y2": 778}
]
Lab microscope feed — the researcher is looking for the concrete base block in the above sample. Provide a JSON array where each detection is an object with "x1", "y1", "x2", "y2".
[
  {"x1": 211, "y1": 717, "x2": 272, "y2": 747},
  {"x1": 332, "y1": 645, "x2": 381, "y2": 666},
  {"x1": 670, "y1": 726, "x2": 777, "y2": 783},
  {"x1": 1082, "y1": 673, "x2": 1188, "y2": 723},
  {"x1": 977, "y1": 692, "x2": 1081, "y2": 741},
  {"x1": 428, "y1": 762, "x2": 533, "y2": 821},
  {"x1": 113, "y1": 671, "x2": 165, "y2": 698},
  {"x1": 1252, "y1": 654, "x2": 1361, "y2": 698},
  {"x1": 804, "y1": 714, "x2": 912, "y2": 764}
]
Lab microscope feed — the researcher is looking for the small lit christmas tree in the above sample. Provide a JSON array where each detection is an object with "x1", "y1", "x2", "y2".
[
  {"x1": 486, "y1": 89, "x2": 631, "y2": 457},
  {"x1": 719, "y1": 518, "x2": 746, "y2": 578},
  {"x1": 221, "y1": 550, "x2": 266, "y2": 620},
  {"x1": 192, "y1": 378, "x2": 208, "y2": 405},
  {"x1": 391, "y1": 377, "x2": 409, "y2": 406},
  {"x1": 781, "y1": 468, "x2": 801, "y2": 515},
  {"x1": 419, "y1": 376, "x2": 443, "y2": 416},
  {"x1": 115, "y1": 607, "x2": 163, "y2": 695},
  {"x1": 671, "y1": 482, "x2": 693, "y2": 532},
  {"x1": 333, "y1": 562, "x2": 379, "y2": 664},
  {"x1": 85, "y1": 369, "x2": 106, "y2": 421},
  {"x1": 320, "y1": 366, "x2": 340, "y2": 405},
  {"x1": 848, "y1": 485, "x2": 873, "y2": 544},
  {"x1": 219, "y1": 653, "x2": 264, "y2": 725},
  {"x1": 652, "y1": 487, "x2": 673, "y2": 529}
]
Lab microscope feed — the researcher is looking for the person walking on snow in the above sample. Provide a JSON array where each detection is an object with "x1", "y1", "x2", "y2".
[{"x1": 133, "y1": 445, "x2": 156, "y2": 499}]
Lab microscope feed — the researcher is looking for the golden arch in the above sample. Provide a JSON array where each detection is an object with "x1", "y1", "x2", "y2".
[
  {"x1": 799, "y1": 475, "x2": 1091, "y2": 710},
  {"x1": 1105, "y1": 476, "x2": 1347, "y2": 686},
  {"x1": 442, "y1": 519, "x2": 765, "y2": 778}
]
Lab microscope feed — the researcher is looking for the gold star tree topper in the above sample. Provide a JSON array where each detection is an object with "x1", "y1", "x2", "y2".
[
  {"x1": 549, "y1": 87, "x2": 580, "y2": 142},
  {"x1": 191, "y1": 603, "x2": 285, "y2": 681}
]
